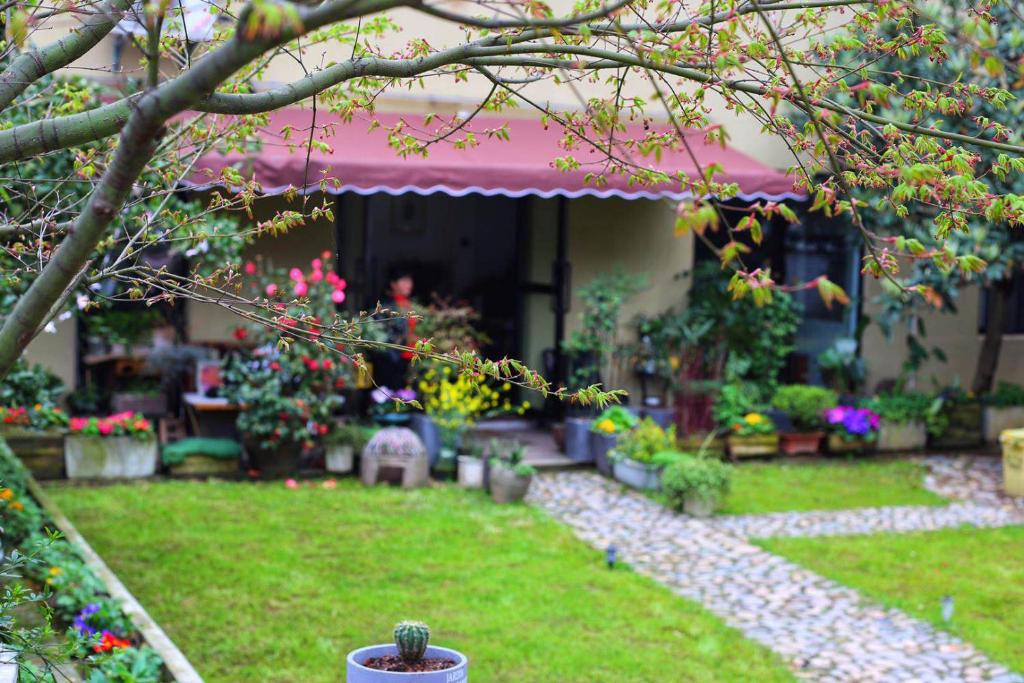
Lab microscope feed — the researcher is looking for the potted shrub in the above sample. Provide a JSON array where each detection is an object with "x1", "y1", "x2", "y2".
[
  {"x1": 324, "y1": 423, "x2": 377, "y2": 474},
  {"x1": 590, "y1": 405, "x2": 639, "y2": 476},
  {"x1": 162, "y1": 437, "x2": 241, "y2": 476},
  {"x1": 771, "y1": 385, "x2": 837, "y2": 455},
  {"x1": 0, "y1": 405, "x2": 68, "y2": 479},
  {"x1": 726, "y1": 412, "x2": 779, "y2": 457},
  {"x1": 824, "y1": 406, "x2": 879, "y2": 453},
  {"x1": 928, "y1": 387, "x2": 983, "y2": 449},
  {"x1": 347, "y1": 621, "x2": 467, "y2": 682},
  {"x1": 65, "y1": 412, "x2": 157, "y2": 479},
  {"x1": 611, "y1": 418, "x2": 675, "y2": 489},
  {"x1": 489, "y1": 442, "x2": 535, "y2": 503},
  {"x1": 660, "y1": 454, "x2": 732, "y2": 517},
  {"x1": 861, "y1": 392, "x2": 931, "y2": 451},
  {"x1": 983, "y1": 382, "x2": 1024, "y2": 443}
]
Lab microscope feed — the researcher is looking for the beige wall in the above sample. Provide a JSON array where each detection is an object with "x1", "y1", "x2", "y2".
[
  {"x1": 860, "y1": 277, "x2": 1024, "y2": 390},
  {"x1": 22, "y1": 318, "x2": 78, "y2": 394}
]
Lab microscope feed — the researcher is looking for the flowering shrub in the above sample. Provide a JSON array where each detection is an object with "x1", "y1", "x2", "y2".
[
  {"x1": 591, "y1": 405, "x2": 639, "y2": 434},
  {"x1": 0, "y1": 404, "x2": 68, "y2": 431},
  {"x1": 68, "y1": 412, "x2": 153, "y2": 440},
  {"x1": 730, "y1": 412, "x2": 776, "y2": 437},
  {"x1": 610, "y1": 418, "x2": 676, "y2": 464},
  {"x1": 825, "y1": 406, "x2": 880, "y2": 442},
  {"x1": 418, "y1": 366, "x2": 527, "y2": 447}
]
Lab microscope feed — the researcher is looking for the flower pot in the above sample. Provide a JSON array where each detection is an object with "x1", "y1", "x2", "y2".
[
  {"x1": 564, "y1": 417, "x2": 593, "y2": 463},
  {"x1": 590, "y1": 432, "x2": 617, "y2": 476},
  {"x1": 245, "y1": 440, "x2": 302, "y2": 477},
  {"x1": 683, "y1": 494, "x2": 717, "y2": 518},
  {"x1": 930, "y1": 402, "x2": 982, "y2": 449},
  {"x1": 642, "y1": 406, "x2": 674, "y2": 429},
  {"x1": 998, "y1": 428, "x2": 1024, "y2": 496},
  {"x1": 490, "y1": 465, "x2": 532, "y2": 503},
  {"x1": 984, "y1": 406, "x2": 1024, "y2": 443},
  {"x1": 726, "y1": 434, "x2": 779, "y2": 458},
  {"x1": 457, "y1": 456, "x2": 484, "y2": 488},
  {"x1": 346, "y1": 644, "x2": 468, "y2": 682},
  {"x1": 65, "y1": 436, "x2": 158, "y2": 479},
  {"x1": 325, "y1": 444, "x2": 355, "y2": 474},
  {"x1": 410, "y1": 414, "x2": 441, "y2": 466},
  {"x1": 612, "y1": 458, "x2": 661, "y2": 490},
  {"x1": 876, "y1": 420, "x2": 927, "y2": 452},
  {"x1": 0, "y1": 427, "x2": 64, "y2": 479},
  {"x1": 826, "y1": 433, "x2": 866, "y2": 454},
  {"x1": 778, "y1": 431, "x2": 823, "y2": 456}
]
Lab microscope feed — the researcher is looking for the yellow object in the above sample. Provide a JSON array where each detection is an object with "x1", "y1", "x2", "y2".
[
  {"x1": 355, "y1": 362, "x2": 374, "y2": 389},
  {"x1": 999, "y1": 428, "x2": 1024, "y2": 496},
  {"x1": 743, "y1": 413, "x2": 764, "y2": 425},
  {"x1": 596, "y1": 419, "x2": 616, "y2": 434}
]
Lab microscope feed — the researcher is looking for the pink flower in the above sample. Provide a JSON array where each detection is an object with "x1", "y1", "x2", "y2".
[
  {"x1": 243, "y1": 261, "x2": 257, "y2": 275},
  {"x1": 285, "y1": 479, "x2": 299, "y2": 489},
  {"x1": 265, "y1": 283, "x2": 278, "y2": 297},
  {"x1": 325, "y1": 271, "x2": 339, "y2": 286},
  {"x1": 69, "y1": 417, "x2": 88, "y2": 432},
  {"x1": 289, "y1": 268, "x2": 304, "y2": 283},
  {"x1": 321, "y1": 250, "x2": 332, "y2": 261},
  {"x1": 824, "y1": 407, "x2": 845, "y2": 425},
  {"x1": 294, "y1": 281, "x2": 309, "y2": 297},
  {"x1": 97, "y1": 420, "x2": 113, "y2": 436},
  {"x1": 335, "y1": 278, "x2": 347, "y2": 291},
  {"x1": 311, "y1": 258, "x2": 322, "y2": 270},
  {"x1": 309, "y1": 269, "x2": 323, "y2": 283},
  {"x1": 331, "y1": 290, "x2": 346, "y2": 304}
]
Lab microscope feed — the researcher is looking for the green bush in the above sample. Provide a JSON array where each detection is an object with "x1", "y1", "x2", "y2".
[
  {"x1": 0, "y1": 360, "x2": 64, "y2": 409},
  {"x1": 860, "y1": 392, "x2": 933, "y2": 424},
  {"x1": 771, "y1": 385, "x2": 838, "y2": 431},
  {"x1": 986, "y1": 382, "x2": 1024, "y2": 408},
  {"x1": 713, "y1": 382, "x2": 760, "y2": 429},
  {"x1": 591, "y1": 405, "x2": 639, "y2": 434},
  {"x1": 661, "y1": 456, "x2": 732, "y2": 510},
  {"x1": 610, "y1": 418, "x2": 675, "y2": 464}
]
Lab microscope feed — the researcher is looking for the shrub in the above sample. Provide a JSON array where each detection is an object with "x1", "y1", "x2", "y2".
[
  {"x1": 771, "y1": 385, "x2": 838, "y2": 431},
  {"x1": 591, "y1": 405, "x2": 639, "y2": 434},
  {"x1": 986, "y1": 382, "x2": 1024, "y2": 408},
  {"x1": 0, "y1": 360, "x2": 65, "y2": 409},
  {"x1": 860, "y1": 392, "x2": 933, "y2": 424},
  {"x1": 661, "y1": 456, "x2": 732, "y2": 510},
  {"x1": 610, "y1": 418, "x2": 675, "y2": 464},
  {"x1": 713, "y1": 382, "x2": 761, "y2": 429},
  {"x1": 324, "y1": 422, "x2": 379, "y2": 450}
]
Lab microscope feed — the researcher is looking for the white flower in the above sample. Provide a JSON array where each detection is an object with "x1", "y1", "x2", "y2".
[
  {"x1": 43, "y1": 322, "x2": 57, "y2": 334},
  {"x1": 76, "y1": 294, "x2": 91, "y2": 310}
]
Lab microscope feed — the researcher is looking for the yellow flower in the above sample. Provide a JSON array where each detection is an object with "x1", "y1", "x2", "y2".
[
  {"x1": 669, "y1": 356, "x2": 681, "y2": 370},
  {"x1": 48, "y1": 567, "x2": 62, "y2": 576},
  {"x1": 0, "y1": 489, "x2": 12, "y2": 500},
  {"x1": 596, "y1": 418, "x2": 616, "y2": 434},
  {"x1": 10, "y1": 501, "x2": 23, "y2": 511},
  {"x1": 33, "y1": 403, "x2": 42, "y2": 411},
  {"x1": 743, "y1": 413, "x2": 764, "y2": 425}
]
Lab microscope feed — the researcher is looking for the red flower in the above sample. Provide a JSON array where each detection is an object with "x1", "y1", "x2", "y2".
[
  {"x1": 233, "y1": 327, "x2": 248, "y2": 341},
  {"x1": 244, "y1": 261, "x2": 257, "y2": 275},
  {"x1": 93, "y1": 631, "x2": 131, "y2": 653},
  {"x1": 318, "y1": 423, "x2": 329, "y2": 435},
  {"x1": 269, "y1": 362, "x2": 281, "y2": 371},
  {"x1": 69, "y1": 417, "x2": 89, "y2": 431},
  {"x1": 306, "y1": 359, "x2": 319, "y2": 371},
  {"x1": 97, "y1": 420, "x2": 114, "y2": 436},
  {"x1": 322, "y1": 359, "x2": 333, "y2": 371},
  {"x1": 133, "y1": 419, "x2": 150, "y2": 432}
]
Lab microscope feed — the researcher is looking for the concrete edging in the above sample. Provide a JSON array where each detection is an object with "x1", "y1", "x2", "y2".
[{"x1": 26, "y1": 478, "x2": 204, "y2": 683}]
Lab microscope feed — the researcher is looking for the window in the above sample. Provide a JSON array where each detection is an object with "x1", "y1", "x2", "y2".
[{"x1": 979, "y1": 272, "x2": 1024, "y2": 335}]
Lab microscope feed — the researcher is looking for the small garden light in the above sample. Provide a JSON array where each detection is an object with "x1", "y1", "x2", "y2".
[{"x1": 606, "y1": 544, "x2": 617, "y2": 569}]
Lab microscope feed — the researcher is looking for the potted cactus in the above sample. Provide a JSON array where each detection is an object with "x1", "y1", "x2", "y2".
[{"x1": 346, "y1": 621, "x2": 468, "y2": 682}]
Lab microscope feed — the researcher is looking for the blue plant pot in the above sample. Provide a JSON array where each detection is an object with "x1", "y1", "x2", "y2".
[
  {"x1": 564, "y1": 417, "x2": 594, "y2": 462},
  {"x1": 410, "y1": 414, "x2": 441, "y2": 466},
  {"x1": 590, "y1": 432, "x2": 617, "y2": 476},
  {"x1": 346, "y1": 644, "x2": 468, "y2": 682}
]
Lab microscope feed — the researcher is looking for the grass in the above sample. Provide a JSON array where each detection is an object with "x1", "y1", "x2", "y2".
[
  {"x1": 760, "y1": 526, "x2": 1024, "y2": 672},
  {"x1": 47, "y1": 479, "x2": 793, "y2": 683},
  {"x1": 720, "y1": 458, "x2": 948, "y2": 515}
]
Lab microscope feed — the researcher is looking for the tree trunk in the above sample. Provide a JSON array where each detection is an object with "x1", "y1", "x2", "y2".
[{"x1": 972, "y1": 279, "x2": 1013, "y2": 394}]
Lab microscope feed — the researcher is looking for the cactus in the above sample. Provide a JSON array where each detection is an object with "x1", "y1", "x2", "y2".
[{"x1": 393, "y1": 621, "x2": 430, "y2": 663}]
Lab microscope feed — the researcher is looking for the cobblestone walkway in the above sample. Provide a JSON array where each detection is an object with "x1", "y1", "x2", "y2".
[{"x1": 527, "y1": 457, "x2": 1024, "y2": 682}]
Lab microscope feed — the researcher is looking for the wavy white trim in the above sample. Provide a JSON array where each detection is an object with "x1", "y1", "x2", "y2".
[{"x1": 181, "y1": 178, "x2": 806, "y2": 202}]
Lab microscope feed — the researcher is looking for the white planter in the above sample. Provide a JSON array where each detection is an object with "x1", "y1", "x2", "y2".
[
  {"x1": 65, "y1": 436, "x2": 158, "y2": 479},
  {"x1": 984, "y1": 406, "x2": 1024, "y2": 443},
  {"x1": 613, "y1": 458, "x2": 661, "y2": 490},
  {"x1": 326, "y1": 444, "x2": 354, "y2": 473},
  {"x1": 457, "y1": 456, "x2": 484, "y2": 488},
  {"x1": 876, "y1": 420, "x2": 927, "y2": 452}
]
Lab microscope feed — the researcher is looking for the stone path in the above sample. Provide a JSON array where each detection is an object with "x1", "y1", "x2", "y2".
[{"x1": 527, "y1": 457, "x2": 1024, "y2": 682}]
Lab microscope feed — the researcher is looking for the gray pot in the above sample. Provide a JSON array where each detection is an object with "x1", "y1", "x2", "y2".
[
  {"x1": 984, "y1": 406, "x2": 1024, "y2": 443},
  {"x1": 65, "y1": 436, "x2": 158, "y2": 479},
  {"x1": 490, "y1": 465, "x2": 532, "y2": 503},
  {"x1": 683, "y1": 494, "x2": 716, "y2": 517},
  {"x1": 564, "y1": 418, "x2": 593, "y2": 462},
  {"x1": 410, "y1": 414, "x2": 441, "y2": 466},
  {"x1": 326, "y1": 444, "x2": 354, "y2": 473},
  {"x1": 346, "y1": 644, "x2": 468, "y2": 682},
  {"x1": 613, "y1": 458, "x2": 661, "y2": 490},
  {"x1": 590, "y1": 432, "x2": 617, "y2": 476},
  {"x1": 642, "y1": 406, "x2": 674, "y2": 429},
  {"x1": 876, "y1": 420, "x2": 927, "y2": 452}
]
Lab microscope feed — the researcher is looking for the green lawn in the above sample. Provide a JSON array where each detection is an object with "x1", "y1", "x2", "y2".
[
  {"x1": 721, "y1": 459, "x2": 948, "y2": 515},
  {"x1": 48, "y1": 480, "x2": 793, "y2": 683},
  {"x1": 761, "y1": 526, "x2": 1024, "y2": 672}
]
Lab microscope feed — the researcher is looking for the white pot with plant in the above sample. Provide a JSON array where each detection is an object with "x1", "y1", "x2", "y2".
[
  {"x1": 65, "y1": 413, "x2": 157, "y2": 479},
  {"x1": 861, "y1": 393, "x2": 931, "y2": 451},
  {"x1": 324, "y1": 423, "x2": 378, "y2": 474},
  {"x1": 347, "y1": 621, "x2": 468, "y2": 682},
  {"x1": 660, "y1": 454, "x2": 732, "y2": 517},
  {"x1": 611, "y1": 418, "x2": 676, "y2": 490}
]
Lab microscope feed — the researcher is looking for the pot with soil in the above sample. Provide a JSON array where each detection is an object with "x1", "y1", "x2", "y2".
[{"x1": 347, "y1": 621, "x2": 468, "y2": 682}]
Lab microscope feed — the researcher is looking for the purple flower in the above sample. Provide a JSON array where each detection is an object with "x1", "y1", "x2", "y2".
[
  {"x1": 370, "y1": 388, "x2": 390, "y2": 404},
  {"x1": 73, "y1": 603, "x2": 101, "y2": 636},
  {"x1": 396, "y1": 388, "x2": 417, "y2": 402},
  {"x1": 826, "y1": 406, "x2": 880, "y2": 436}
]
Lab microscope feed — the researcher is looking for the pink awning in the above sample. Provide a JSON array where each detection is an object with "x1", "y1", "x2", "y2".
[{"x1": 189, "y1": 108, "x2": 803, "y2": 202}]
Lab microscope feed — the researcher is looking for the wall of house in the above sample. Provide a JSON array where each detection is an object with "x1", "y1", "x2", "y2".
[
  {"x1": 22, "y1": 318, "x2": 78, "y2": 393},
  {"x1": 860, "y1": 277, "x2": 1024, "y2": 391}
]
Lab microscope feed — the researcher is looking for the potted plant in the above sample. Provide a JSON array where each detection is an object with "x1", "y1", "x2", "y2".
[
  {"x1": 457, "y1": 441, "x2": 485, "y2": 489},
  {"x1": 928, "y1": 386, "x2": 983, "y2": 449},
  {"x1": 861, "y1": 392, "x2": 931, "y2": 451},
  {"x1": 983, "y1": 382, "x2": 1024, "y2": 443},
  {"x1": 660, "y1": 454, "x2": 732, "y2": 517},
  {"x1": 65, "y1": 412, "x2": 157, "y2": 479},
  {"x1": 489, "y1": 442, "x2": 535, "y2": 503},
  {"x1": 824, "y1": 406, "x2": 879, "y2": 453},
  {"x1": 161, "y1": 437, "x2": 242, "y2": 476},
  {"x1": 347, "y1": 621, "x2": 467, "y2": 682},
  {"x1": 589, "y1": 405, "x2": 639, "y2": 476},
  {"x1": 771, "y1": 385, "x2": 837, "y2": 455},
  {"x1": 726, "y1": 412, "x2": 778, "y2": 457},
  {"x1": 324, "y1": 423, "x2": 377, "y2": 474},
  {"x1": 0, "y1": 360, "x2": 68, "y2": 479},
  {"x1": 611, "y1": 418, "x2": 675, "y2": 489}
]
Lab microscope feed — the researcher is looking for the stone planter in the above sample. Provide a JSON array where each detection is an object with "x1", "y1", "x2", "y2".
[
  {"x1": 984, "y1": 406, "x2": 1024, "y2": 443},
  {"x1": 245, "y1": 440, "x2": 303, "y2": 477},
  {"x1": 590, "y1": 432, "x2": 617, "y2": 476},
  {"x1": 410, "y1": 413, "x2": 441, "y2": 466},
  {"x1": 564, "y1": 417, "x2": 593, "y2": 463},
  {"x1": 930, "y1": 402, "x2": 983, "y2": 449},
  {"x1": 457, "y1": 456, "x2": 484, "y2": 488},
  {"x1": 0, "y1": 427, "x2": 64, "y2": 479},
  {"x1": 778, "y1": 431, "x2": 823, "y2": 456},
  {"x1": 65, "y1": 436, "x2": 158, "y2": 479},
  {"x1": 727, "y1": 434, "x2": 779, "y2": 458},
  {"x1": 613, "y1": 458, "x2": 661, "y2": 490},
  {"x1": 325, "y1": 444, "x2": 354, "y2": 474},
  {"x1": 168, "y1": 454, "x2": 239, "y2": 476},
  {"x1": 346, "y1": 644, "x2": 468, "y2": 682},
  {"x1": 876, "y1": 420, "x2": 927, "y2": 452},
  {"x1": 490, "y1": 464, "x2": 532, "y2": 503},
  {"x1": 826, "y1": 433, "x2": 867, "y2": 454},
  {"x1": 998, "y1": 428, "x2": 1024, "y2": 496},
  {"x1": 683, "y1": 494, "x2": 717, "y2": 518}
]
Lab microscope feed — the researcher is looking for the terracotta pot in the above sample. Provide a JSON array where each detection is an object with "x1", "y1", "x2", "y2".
[
  {"x1": 0, "y1": 427, "x2": 65, "y2": 479},
  {"x1": 727, "y1": 434, "x2": 779, "y2": 458},
  {"x1": 876, "y1": 420, "x2": 927, "y2": 452},
  {"x1": 778, "y1": 431, "x2": 823, "y2": 455}
]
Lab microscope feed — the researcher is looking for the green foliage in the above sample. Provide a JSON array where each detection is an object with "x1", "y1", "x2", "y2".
[
  {"x1": 323, "y1": 423, "x2": 379, "y2": 449},
  {"x1": 860, "y1": 392, "x2": 933, "y2": 424},
  {"x1": 986, "y1": 382, "x2": 1024, "y2": 408},
  {"x1": 591, "y1": 405, "x2": 639, "y2": 434},
  {"x1": 712, "y1": 383, "x2": 760, "y2": 430},
  {"x1": 771, "y1": 385, "x2": 838, "y2": 431},
  {"x1": 0, "y1": 360, "x2": 65, "y2": 410},
  {"x1": 610, "y1": 418, "x2": 675, "y2": 464},
  {"x1": 817, "y1": 339, "x2": 865, "y2": 396},
  {"x1": 86, "y1": 646, "x2": 163, "y2": 683},
  {"x1": 81, "y1": 309, "x2": 163, "y2": 347},
  {"x1": 728, "y1": 412, "x2": 776, "y2": 437},
  {"x1": 489, "y1": 440, "x2": 535, "y2": 477},
  {"x1": 661, "y1": 456, "x2": 732, "y2": 509},
  {"x1": 393, "y1": 621, "x2": 430, "y2": 663}
]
